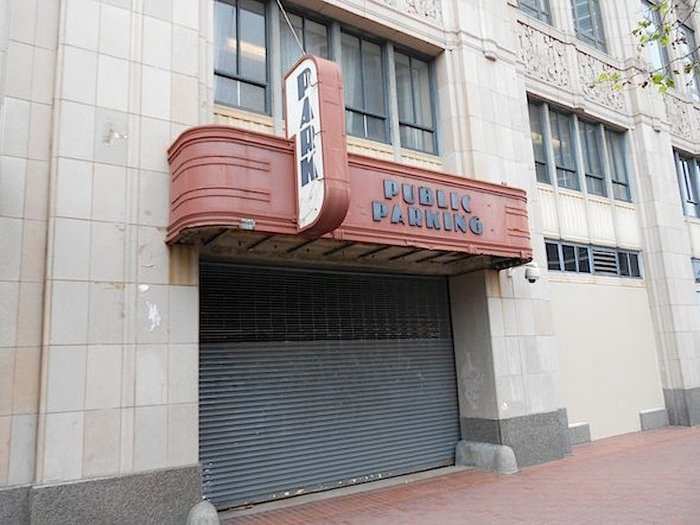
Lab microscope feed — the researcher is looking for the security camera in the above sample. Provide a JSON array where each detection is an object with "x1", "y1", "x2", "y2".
[{"x1": 524, "y1": 262, "x2": 541, "y2": 284}]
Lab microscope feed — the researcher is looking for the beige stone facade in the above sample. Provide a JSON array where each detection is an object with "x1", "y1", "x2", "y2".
[{"x1": 0, "y1": 0, "x2": 698, "y2": 521}]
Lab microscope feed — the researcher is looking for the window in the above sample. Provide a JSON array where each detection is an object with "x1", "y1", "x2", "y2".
[
  {"x1": 606, "y1": 130, "x2": 631, "y2": 202},
  {"x1": 395, "y1": 52, "x2": 436, "y2": 154},
  {"x1": 676, "y1": 153, "x2": 700, "y2": 218},
  {"x1": 678, "y1": 24, "x2": 700, "y2": 101},
  {"x1": 579, "y1": 120, "x2": 606, "y2": 197},
  {"x1": 641, "y1": 0, "x2": 670, "y2": 74},
  {"x1": 546, "y1": 240, "x2": 642, "y2": 278},
  {"x1": 526, "y1": 103, "x2": 632, "y2": 201},
  {"x1": 572, "y1": 0, "x2": 607, "y2": 51},
  {"x1": 518, "y1": 0, "x2": 552, "y2": 24},
  {"x1": 280, "y1": 12, "x2": 329, "y2": 74},
  {"x1": 618, "y1": 251, "x2": 642, "y2": 278},
  {"x1": 342, "y1": 32, "x2": 388, "y2": 143},
  {"x1": 528, "y1": 102, "x2": 549, "y2": 183},
  {"x1": 545, "y1": 241, "x2": 592, "y2": 273},
  {"x1": 214, "y1": 0, "x2": 268, "y2": 113},
  {"x1": 549, "y1": 110, "x2": 579, "y2": 190},
  {"x1": 692, "y1": 258, "x2": 700, "y2": 283}
]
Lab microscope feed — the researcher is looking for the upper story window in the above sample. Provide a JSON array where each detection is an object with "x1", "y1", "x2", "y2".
[
  {"x1": 546, "y1": 240, "x2": 642, "y2": 278},
  {"x1": 572, "y1": 0, "x2": 607, "y2": 51},
  {"x1": 528, "y1": 102, "x2": 549, "y2": 184},
  {"x1": 675, "y1": 151, "x2": 700, "y2": 218},
  {"x1": 641, "y1": 0, "x2": 670, "y2": 74},
  {"x1": 342, "y1": 32, "x2": 388, "y2": 143},
  {"x1": 214, "y1": 0, "x2": 268, "y2": 114},
  {"x1": 549, "y1": 109, "x2": 579, "y2": 190},
  {"x1": 580, "y1": 119, "x2": 606, "y2": 197},
  {"x1": 692, "y1": 258, "x2": 700, "y2": 283},
  {"x1": 678, "y1": 24, "x2": 700, "y2": 101},
  {"x1": 280, "y1": 12, "x2": 329, "y2": 74},
  {"x1": 527, "y1": 100, "x2": 633, "y2": 203},
  {"x1": 395, "y1": 52, "x2": 436, "y2": 154},
  {"x1": 518, "y1": 0, "x2": 552, "y2": 24},
  {"x1": 606, "y1": 130, "x2": 631, "y2": 202}
]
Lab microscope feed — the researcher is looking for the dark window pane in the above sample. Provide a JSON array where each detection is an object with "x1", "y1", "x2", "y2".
[
  {"x1": 280, "y1": 12, "x2": 304, "y2": 74},
  {"x1": 366, "y1": 115, "x2": 387, "y2": 143},
  {"x1": 341, "y1": 33, "x2": 362, "y2": 109},
  {"x1": 395, "y1": 53, "x2": 413, "y2": 123},
  {"x1": 400, "y1": 125, "x2": 435, "y2": 153},
  {"x1": 613, "y1": 182, "x2": 630, "y2": 202},
  {"x1": 362, "y1": 41, "x2": 385, "y2": 115},
  {"x1": 519, "y1": 0, "x2": 551, "y2": 23},
  {"x1": 618, "y1": 252, "x2": 630, "y2": 276},
  {"x1": 693, "y1": 259, "x2": 700, "y2": 283},
  {"x1": 550, "y1": 110, "x2": 578, "y2": 190},
  {"x1": 215, "y1": 1, "x2": 237, "y2": 75},
  {"x1": 546, "y1": 242, "x2": 561, "y2": 271},
  {"x1": 239, "y1": 81, "x2": 266, "y2": 112},
  {"x1": 557, "y1": 168, "x2": 579, "y2": 190},
  {"x1": 346, "y1": 109, "x2": 364, "y2": 137},
  {"x1": 578, "y1": 247, "x2": 591, "y2": 273},
  {"x1": 563, "y1": 245, "x2": 577, "y2": 271},
  {"x1": 306, "y1": 20, "x2": 328, "y2": 59},
  {"x1": 412, "y1": 58, "x2": 433, "y2": 127},
  {"x1": 215, "y1": 75, "x2": 238, "y2": 106},
  {"x1": 586, "y1": 175, "x2": 606, "y2": 197},
  {"x1": 573, "y1": 0, "x2": 606, "y2": 50},
  {"x1": 528, "y1": 103, "x2": 549, "y2": 183},
  {"x1": 629, "y1": 254, "x2": 641, "y2": 278},
  {"x1": 239, "y1": 0, "x2": 266, "y2": 82}
]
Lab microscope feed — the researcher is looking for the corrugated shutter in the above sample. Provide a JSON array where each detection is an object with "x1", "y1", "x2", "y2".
[{"x1": 199, "y1": 263, "x2": 460, "y2": 510}]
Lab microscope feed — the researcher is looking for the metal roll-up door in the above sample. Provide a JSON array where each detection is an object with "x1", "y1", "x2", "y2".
[{"x1": 199, "y1": 262, "x2": 460, "y2": 510}]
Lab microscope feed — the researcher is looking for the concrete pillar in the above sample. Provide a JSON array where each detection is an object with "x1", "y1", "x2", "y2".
[{"x1": 442, "y1": 0, "x2": 570, "y2": 467}]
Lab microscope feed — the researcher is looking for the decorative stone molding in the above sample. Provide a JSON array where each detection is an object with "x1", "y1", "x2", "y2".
[
  {"x1": 380, "y1": 0, "x2": 442, "y2": 22},
  {"x1": 517, "y1": 21, "x2": 570, "y2": 89},
  {"x1": 664, "y1": 94, "x2": 699, "y2": 141},
  {"x1": 577, "y1": 51, "x2": 626, "y2": 112}
]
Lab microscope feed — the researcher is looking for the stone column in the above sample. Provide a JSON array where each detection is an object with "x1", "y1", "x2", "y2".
[{"x1": 440, "y1": 0, "x2": 569, "y2": 467}]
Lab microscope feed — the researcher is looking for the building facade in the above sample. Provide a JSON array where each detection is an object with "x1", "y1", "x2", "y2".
[{"x1": 0, "y1": 0, "x2": 699, "y2": 522}]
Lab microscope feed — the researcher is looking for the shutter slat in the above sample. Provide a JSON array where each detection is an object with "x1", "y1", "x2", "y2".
[{"x1": 199, "y1": 263, "x2": 459, "y2": 510}]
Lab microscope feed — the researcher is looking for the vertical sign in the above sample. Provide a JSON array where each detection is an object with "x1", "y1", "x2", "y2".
[{"x1": 285, "y1": 57, "x2": 325, "y2": 231}]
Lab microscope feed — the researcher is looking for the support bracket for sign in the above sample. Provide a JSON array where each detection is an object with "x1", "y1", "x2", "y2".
[{"x1": 284, "y1": 54, "x2": 351, "y2": 238}]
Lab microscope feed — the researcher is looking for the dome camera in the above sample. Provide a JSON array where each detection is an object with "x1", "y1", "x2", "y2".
[{"x1": 524, "y1": 262, "x2": 541, "y2": 284}]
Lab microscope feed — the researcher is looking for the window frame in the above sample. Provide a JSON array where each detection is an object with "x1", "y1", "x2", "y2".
[
  {"x1": 546, "y1": 240, "x2": 592, "y2": 274},
  {"x1": 572, "y1": 0, "x2": 608, "y2": 52},
  {"x1": 528, "y1": 101, "x2": 550, "y2": 184},
  {"x1": 278, "y1": 9, "x2": 331, "y2": 74},
  {"x1": 641, "y1": 0, "x2": 671, "y2": 75},
  {"x1": 518, "y1": 0, "x2": 552, "y2": 24},
  {"x1": 549, "y1": 109, "x2": 580, "y2": 191},
  {"x1": 546, "y1": 239, "x2": 643, "y2": 278},
  {"x1": 579, "y1": 119, "x2": 607, "y2": 197},
  {"x1": 605, "y1": 129, "x2": 632, "y2": 202},
  {"x1": 675, "y1": 151, "x2": 700, "y2": 218},
  {"x1": 214, "y1": 0, "x2": 271, "y2": 114},
  {"x1": 678, "y1": 24, "x2": 700, "y2": 101},
  {"x1": 393, "y1": 49, "x2": 438, "y2": 155},
  {"x1": 341, "y1": 29, "x2": 391, "y2": 144},
  {"x1": 692, "y1": 258, "x2": 700, "y2": 283}
]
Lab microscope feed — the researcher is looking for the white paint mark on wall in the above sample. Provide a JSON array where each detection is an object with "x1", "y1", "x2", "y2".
[
  {"x1": 462, "y1": 354, "x2": 485, "y2": 410},
  {"x1": 138, "y1": 284, "x2": 150, "y2": 293},
  {"x1": 146, "y1": 301, "x2": 161, "y2": 331}
]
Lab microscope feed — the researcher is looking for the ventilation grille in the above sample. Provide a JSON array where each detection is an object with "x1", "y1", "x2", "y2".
[{"x1": 591, "y1": 248, "x2": 619, "y2": 275}]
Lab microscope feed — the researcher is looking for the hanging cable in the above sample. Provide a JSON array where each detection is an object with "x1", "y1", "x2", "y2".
[{"x1": 275, "y1": 0, "x2": 305, "y2": 55}]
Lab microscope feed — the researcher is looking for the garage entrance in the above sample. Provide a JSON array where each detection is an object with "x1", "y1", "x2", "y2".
[{"x1": 199, "y1": 262, "x2": 460, "y2": 510}]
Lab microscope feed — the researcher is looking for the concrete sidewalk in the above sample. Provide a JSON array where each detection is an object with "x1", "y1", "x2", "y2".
[{"x1": 223, "y1": 427, "x2": 700, "y2": 524}]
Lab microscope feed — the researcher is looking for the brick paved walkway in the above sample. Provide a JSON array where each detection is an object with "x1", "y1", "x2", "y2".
[{"x1": 223, "y1": 427, "x2": 700, "y2": 524}]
